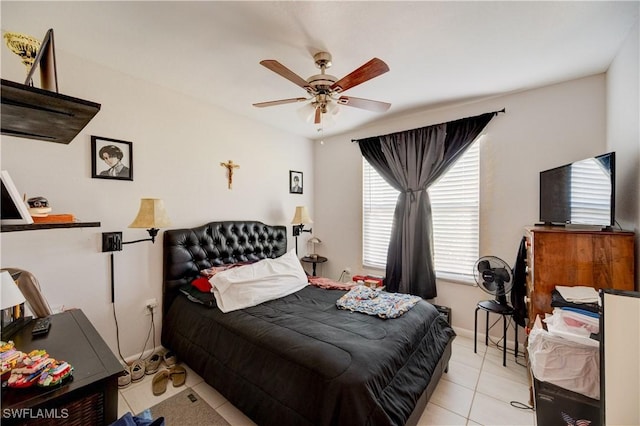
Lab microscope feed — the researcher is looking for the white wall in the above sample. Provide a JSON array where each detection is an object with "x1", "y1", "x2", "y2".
[
  {"x1": 0, "y1": 48, "x2": 314, "y2": 360},
  {"x1": 314, "y1": 75, "x2": 608, "y2": 335},
  {"x1": 604, "y1": 20, "x2": 640, "y2": 424},
  {"x1": 607, "y1": 20, "x2": 640, "y2": 289}
]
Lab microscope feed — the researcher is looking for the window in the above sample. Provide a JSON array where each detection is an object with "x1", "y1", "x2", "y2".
[{"x1": 362, "y1": 141, "x2": 479, "y2": 281}]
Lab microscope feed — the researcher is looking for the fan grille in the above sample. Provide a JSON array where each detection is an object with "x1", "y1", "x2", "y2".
[{"x1": 473, "y1": 256, "x2": 513, "y2": 297}]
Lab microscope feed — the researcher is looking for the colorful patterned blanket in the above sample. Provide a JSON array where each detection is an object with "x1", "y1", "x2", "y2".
[
  {"x1": 308, "y1": 276, "x2": 357, "y2": 290},
  {"x1": 336, "y1": 285, "x2": 422, "y2": 319}
]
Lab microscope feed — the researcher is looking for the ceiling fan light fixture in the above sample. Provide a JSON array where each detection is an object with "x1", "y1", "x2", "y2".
[
  {"x1": 297, "y1": 102, "x2": 318, "y2": 123},
  {"x1": 319, "y1": 108, "x2": 338, "y2": 128},
  {"x1": 325, "y1": 100, "x2": 339, "y2": 116},
  {"x1": 320, "y1": 116, "x2": 335, "y2": 129}
]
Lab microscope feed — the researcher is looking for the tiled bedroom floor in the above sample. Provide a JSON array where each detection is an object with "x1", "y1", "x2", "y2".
[
  {"x1": 422, "y1": 334, "x2": 534, "y2": 425},
  {"x1": 117, "y1": 334, "x2": 534, "y2": 425}
]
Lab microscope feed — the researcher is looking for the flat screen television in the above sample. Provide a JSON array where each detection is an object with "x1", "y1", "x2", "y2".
[{"x1": 539, "y1": 152, "x2": 615, "y2": 228}]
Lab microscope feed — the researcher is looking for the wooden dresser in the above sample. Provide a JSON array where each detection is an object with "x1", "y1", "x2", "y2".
[{"x1": 524, "y1": 226, "x2": 635, "y2": 326}]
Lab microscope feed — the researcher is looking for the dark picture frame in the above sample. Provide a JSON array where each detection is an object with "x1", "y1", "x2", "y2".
[
  {"x1": 289, "y1": 170, "x2": 303, "y2": 194},
  {"x1": 91, "y1": 136, "x2": 133, "y2": 181}
]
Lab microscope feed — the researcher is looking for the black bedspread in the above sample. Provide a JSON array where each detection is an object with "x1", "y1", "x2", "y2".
[{"x1": 162, "y1": 285, "x2": 455, "y2": 426}]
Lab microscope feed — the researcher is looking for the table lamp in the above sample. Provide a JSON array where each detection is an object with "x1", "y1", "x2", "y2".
[
  {"x1": 308, "y1": 237, "x2": 322, "y2": 259},
  {"x1": 1, "y1": 271, "x2": 31, "y2": 339}
]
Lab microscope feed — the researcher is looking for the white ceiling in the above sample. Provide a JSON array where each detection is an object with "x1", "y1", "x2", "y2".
[{"x1": 2, "y1": 1, "x2": 638, "y2": 140}]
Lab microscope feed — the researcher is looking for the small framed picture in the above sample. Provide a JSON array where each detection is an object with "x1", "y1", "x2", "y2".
[
  {"x1": 289, "y1": 170, "x2": 303, "y2": 194},
  {"x1": 91, "y1": 136, "x2": 133, "y2": 181}
]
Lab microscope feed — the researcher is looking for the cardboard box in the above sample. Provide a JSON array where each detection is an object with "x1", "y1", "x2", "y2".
[{"x1": 533, "y1": 378, "x2": 600, "y2": 426}]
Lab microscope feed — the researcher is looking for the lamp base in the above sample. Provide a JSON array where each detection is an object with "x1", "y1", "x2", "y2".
[{"x1": 1, "y1": 316, "x2": 33, "y2": 340}]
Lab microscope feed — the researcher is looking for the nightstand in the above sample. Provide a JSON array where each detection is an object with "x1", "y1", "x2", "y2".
[
  {"x1": 1, "y1": 309, "x2": 123, "y2": 425},
  {"x1": 301, "y1": 255, "x2": 327, "y2": 276}
]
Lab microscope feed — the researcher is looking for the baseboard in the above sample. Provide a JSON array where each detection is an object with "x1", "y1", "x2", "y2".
[{"x1": 122, "y1": 344, "x2": 164, "y2": 364}]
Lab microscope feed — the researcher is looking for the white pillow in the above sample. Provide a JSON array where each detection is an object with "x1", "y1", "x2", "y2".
[{"x1": 211, "y1": 249, "x2": 308, "y2": 313}]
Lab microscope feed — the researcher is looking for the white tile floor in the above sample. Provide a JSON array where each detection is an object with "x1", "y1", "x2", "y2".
[
  {"x1": 117, "y1": 334, "x2": 535, "y2": 425},
  {"x1": 117, "y1": 362, "x2": 256, "y2": 426}
]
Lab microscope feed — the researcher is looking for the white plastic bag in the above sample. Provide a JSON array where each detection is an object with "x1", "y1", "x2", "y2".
[
  {"x1": 528, "y1": 316, "x2": 600, "y2": 400},
  {"x1": 543, "y1": 308, "x2": 599, "y2": 347}
]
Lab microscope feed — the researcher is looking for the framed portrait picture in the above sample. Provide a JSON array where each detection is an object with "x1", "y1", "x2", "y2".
[
  {"x1": 289, "y1": 170, "x2": 303, "y2": 194},
  {"x1": 91, "y1": 136, "x2": 133, "y2": 181}
]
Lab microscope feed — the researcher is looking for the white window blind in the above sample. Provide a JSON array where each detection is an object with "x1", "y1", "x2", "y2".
[{"x1": 362, "y1": 141, "x2": 480, "y2": 279}]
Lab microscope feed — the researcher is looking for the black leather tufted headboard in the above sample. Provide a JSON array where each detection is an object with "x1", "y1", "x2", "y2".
[{"x1": 162, "y1": 221, "x2": 287, "y2": 315}]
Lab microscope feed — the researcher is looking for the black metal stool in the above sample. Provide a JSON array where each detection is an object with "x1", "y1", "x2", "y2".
[{"x1": 474, "y1": 300, "x2": 518, "y2": 366}]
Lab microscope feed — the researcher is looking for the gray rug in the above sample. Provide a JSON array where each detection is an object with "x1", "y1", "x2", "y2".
[{"x1": 143, "y1": 388, "x2": 231, "y2": 425}]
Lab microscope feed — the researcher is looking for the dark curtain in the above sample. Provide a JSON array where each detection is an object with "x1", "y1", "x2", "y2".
[{"x1": 358, "y1": 111, "x2": 500, "y2": 299}]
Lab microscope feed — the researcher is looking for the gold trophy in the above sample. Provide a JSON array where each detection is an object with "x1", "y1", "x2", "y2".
[{"x1": 3, "y1": 32, "x2": 41, "y2": 84}]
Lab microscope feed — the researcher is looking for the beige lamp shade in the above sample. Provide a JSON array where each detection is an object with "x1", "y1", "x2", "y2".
[
  {"x1": 129, "y1": 198, "x2": 172, "y2": 229},
  {"x1": 291, "y1": 206, "x2": 313, "y2": 225},
  {"x1": 1, "y1": 271, "x2": 25, "y2": 310}
]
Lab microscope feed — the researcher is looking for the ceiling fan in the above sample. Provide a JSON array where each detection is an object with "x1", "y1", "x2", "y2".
[{"x1": 253, "y1": 51, "x2": 391, "y2": 125}]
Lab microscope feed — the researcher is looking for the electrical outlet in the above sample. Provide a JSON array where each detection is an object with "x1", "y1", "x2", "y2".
[
  {"x1": 102, "y1": 232, "x2": 123, "y2": 252},
  {"x1": 144, "y1": 298, "x2": 158, "y2": 315}
]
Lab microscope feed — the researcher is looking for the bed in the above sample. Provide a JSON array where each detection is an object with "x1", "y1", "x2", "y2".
[{"x1": 161, "y1": 220, "x2": 455, "y2": 426}]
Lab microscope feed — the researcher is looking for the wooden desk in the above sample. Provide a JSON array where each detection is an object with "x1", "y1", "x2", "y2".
[{"x1": 1, "y1": 309, "x2": 123, "y2": 425}]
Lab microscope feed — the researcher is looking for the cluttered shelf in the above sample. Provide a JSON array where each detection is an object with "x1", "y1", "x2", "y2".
[{"x1": 1, "y1": 222, "x2": 101, "y2": 233}]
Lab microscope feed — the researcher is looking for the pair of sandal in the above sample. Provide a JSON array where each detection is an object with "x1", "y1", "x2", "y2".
[{"x1": 152, "y1": 365, "x2": 186, "y2": 396}]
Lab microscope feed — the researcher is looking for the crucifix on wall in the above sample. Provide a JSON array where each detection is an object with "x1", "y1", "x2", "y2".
[{"x1": 220, "y1": 160, "x2": 240, "y2": 189}]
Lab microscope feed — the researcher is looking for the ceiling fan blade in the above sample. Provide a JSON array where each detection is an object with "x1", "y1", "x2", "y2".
[
  {"x1": 330, "y1": 58, "x2": 389, "y2": 93},
  {"x1": 260, "y1": 60, "x2": 311, "y2": 91},
  {"x1": 253, "y1": 98, "x2": 308, "y2": 108},
  {"x1": 337, "y1": 96, "x2": 391, "y2": 112},
  {"x1": 314, "y1": 106, "x2": 321, "y2": 124}
]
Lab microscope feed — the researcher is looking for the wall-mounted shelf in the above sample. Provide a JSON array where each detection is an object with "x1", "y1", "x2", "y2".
[
  {"x1": 1, "y1": 221, "x2": 101, "y2": 233},
  {"x1": 1, "y1": 78, "x2": 100, "y2": 144}
]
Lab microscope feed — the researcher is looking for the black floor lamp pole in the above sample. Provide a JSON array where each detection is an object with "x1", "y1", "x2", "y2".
[{"x1": 110, "y1": 253, "x2": 115, "y2": 304}]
